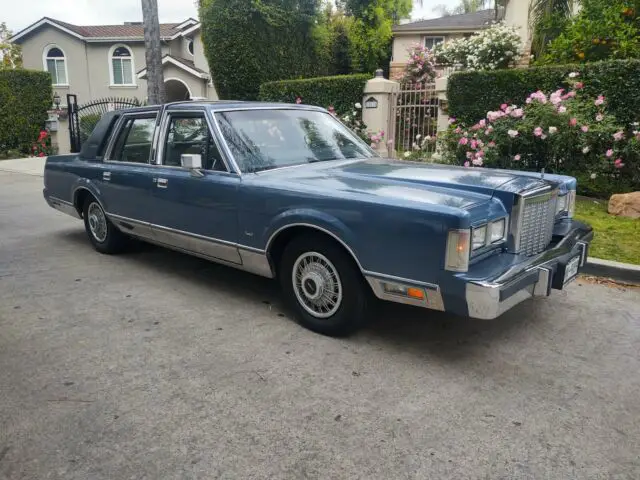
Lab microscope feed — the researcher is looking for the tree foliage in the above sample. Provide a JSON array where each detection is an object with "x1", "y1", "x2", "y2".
[
  {"x1": 541, "y1": 0, "x2": 640, "y2": 64},
  {"x1": 0, "y1": 22, "x2": 22, "y2": 70},
  {"x1": 200, "y1": 0, "x2": 322, "y2": 100}
]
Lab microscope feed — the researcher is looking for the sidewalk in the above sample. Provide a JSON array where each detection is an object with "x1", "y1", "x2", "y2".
[{"x1": 0, "y1": 157, "x2": 46, "y2": 176}]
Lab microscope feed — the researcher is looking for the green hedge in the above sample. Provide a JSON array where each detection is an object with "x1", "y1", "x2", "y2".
[
  {"x1": 258, "y1": 74, "x2": 370, "y2": 115},
  {"x1": 0, "y1": 70, "x2": 52, "y2": 155},
  {"x1": 447, "y1": 59, "x2": 640, "y2": 126}
]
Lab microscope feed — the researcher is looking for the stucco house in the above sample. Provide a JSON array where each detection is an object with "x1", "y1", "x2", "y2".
[
  {"x1": 391, "y1": 3, "x2": 531, "y2": 76},
  {"x1": 10, "y1": 17, "x2": 218, "y2": 105}
]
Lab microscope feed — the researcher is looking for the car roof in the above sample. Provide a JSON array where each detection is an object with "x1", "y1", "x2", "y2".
[{"x1": 116, "y1": 101, "x2": 328, "y2": 114}]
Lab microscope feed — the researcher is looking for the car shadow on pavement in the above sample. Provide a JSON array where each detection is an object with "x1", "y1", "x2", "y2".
[{"x1": 56, "y1": 229, "x2": 540, "y2": 358}]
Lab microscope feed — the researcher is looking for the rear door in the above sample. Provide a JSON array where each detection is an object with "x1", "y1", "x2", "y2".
[{"x1": 99, "y1": 111, "x2": 160, "y2": 238}]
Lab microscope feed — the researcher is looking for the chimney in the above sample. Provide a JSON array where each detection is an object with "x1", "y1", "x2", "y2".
[{"x1": 124, "y1": 21, "x2": 143, "y2": 26}]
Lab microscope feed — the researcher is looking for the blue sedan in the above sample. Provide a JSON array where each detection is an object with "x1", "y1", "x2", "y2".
[{"x1": 43, "y1": 101, "x2": 593, "y2": 336}]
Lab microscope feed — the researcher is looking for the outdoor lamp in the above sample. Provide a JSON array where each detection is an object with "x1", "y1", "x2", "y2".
[{"x1": 53, "y1": 92, "x2": 61, "y2": 109}]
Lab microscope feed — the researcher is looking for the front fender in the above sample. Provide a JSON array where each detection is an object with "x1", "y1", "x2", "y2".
[{"x1": 263, "y1": 208, "x2": 362, "y2": 265}]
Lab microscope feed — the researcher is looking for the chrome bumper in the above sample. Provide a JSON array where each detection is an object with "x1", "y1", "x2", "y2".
[{"x1": 465, "y1": 222, "x2": 593, "y2": 320}]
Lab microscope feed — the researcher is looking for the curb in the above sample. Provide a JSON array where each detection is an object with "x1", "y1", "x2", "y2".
[{"x1": 582, "y1": 257, "x2": 640, "y2": 285}]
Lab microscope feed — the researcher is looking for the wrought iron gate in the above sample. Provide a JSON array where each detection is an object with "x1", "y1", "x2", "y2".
[
  {"x1": 388, "y1": 82, "x2": 439, "y2": 159},
  {"x1": 67, "y1": 94, "x2": 142, "y2": 153}
]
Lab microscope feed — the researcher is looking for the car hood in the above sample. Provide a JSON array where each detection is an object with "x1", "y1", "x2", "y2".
[{"x1": 259, "y1": 158, "x2": 551, "y2": 210}]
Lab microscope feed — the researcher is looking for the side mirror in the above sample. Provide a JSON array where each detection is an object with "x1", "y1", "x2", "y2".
[{"x1": 181, "y1": 153, "x2": 202, "y2": 169}]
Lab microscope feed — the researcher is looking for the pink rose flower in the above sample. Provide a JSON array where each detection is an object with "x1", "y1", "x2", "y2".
[
  {"x1": 569, "y1": 118, "x2": 578, "y2": 126},
  {"x1": 472, "y1": 157, "x2": 483, "y2": 166},
  {"x1": 476, "y1": 150, "x2": 484, "y2": 157},
  {"x1": 295, "y1": 96, "x2": 302, "y2": 104},
  {"x1": 479, "y1": 119, "x2": 486, "y2": 127},
  {"x1": 488, "y1": 141, "x2": 496, "y2": 148},
  {"x1": 510, "y1": 108, "x2": 524, "y2": 118},
  {"x1": 464, "y1": 161, "x2": 470, "y2": 167},
  {"x1": 514, "y1": 154, "x2": 521, "y2": 161},
  {"x1": 557, "y1": 106, "x2": 567, "y2": 114},
  {"x1": 466, "y1": 151, "x2": 473, "y2": 159},
  {"x1": 606, "y1": 149, "x2": 613, "y2": 158},
  {"x1": 596, "y1": 113, "x2": 604, "y2": 122},
  {"x1": 455, "y1": 127, "x2": 462, "y2": 134},
  {"x1": 614, "y1": 158, "x2": 625, "y2": 168},
  {"x1": 613, "y1": 130, "x2": 624, "y2": 141},
  {"x1": 500, "y1": 103, "x2": 508, "y2": 111},
  {"x1": 595, "y1": 95, "x2": 605, "y2": 106},
  {"x1": 470, "y1": 140, "x2": 478, "y2": 149},
  {"x1": 534, "y1": 127, "x2": 543, "y2": 137},
  {"x1": 575, "y1": 82, "x2": 584, "y2": 89},
  {"x1": 459, "y1": 137, "x2": 469, "y2": 146},
  {"x1": 581, "y1": 125, "x2": 589, "y2": 133},
  {"x1": 449, "y1": 117, "x2": 457, "y2": 124}
]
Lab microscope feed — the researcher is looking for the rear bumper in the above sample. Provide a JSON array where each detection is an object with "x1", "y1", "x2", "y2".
[
  {"x1": 465, "y1": 220, "x2": 593, "y2": 319},
  {"x1": 44, "y1": 188, "x2": 81, "y2": 219}
]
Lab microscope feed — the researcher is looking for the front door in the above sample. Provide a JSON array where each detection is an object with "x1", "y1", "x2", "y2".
[
  {"x1": 150, "y1": 110, "x2": 242, "y2": 264},
  {"x1": 99, "y1": 111, "x2": 159, "y2": 240}
]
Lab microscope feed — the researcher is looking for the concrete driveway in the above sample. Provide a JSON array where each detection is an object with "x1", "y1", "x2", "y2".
[{"x1": 1, "y1": 170, "x2": 639, "y2": 479}]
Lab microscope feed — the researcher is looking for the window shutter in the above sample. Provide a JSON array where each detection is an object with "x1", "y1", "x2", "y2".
[
  {"x1": 46, "y1": 59, "x2": 57, "y2": 84},
  {"x1": 122, "y1": 58, "x2": 133, "y2": 85},
  {"x1": 112, "y1": 59, "x2": 123, "y2": 85},
  {"x1": 56, "y1": 60, "x2": 67, "y2": 85}
]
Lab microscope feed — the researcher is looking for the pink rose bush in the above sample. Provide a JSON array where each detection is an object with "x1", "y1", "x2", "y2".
[
  {"x1": 395, "y1": 44, "x2": 437, "y2": 84},
  {"x1": 441, "y1": 73, "x2": 639, "y2": 196}
]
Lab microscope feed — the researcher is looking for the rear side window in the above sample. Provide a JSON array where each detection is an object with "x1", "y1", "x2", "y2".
[{"x1": 110, "y1": 116, "x2": 157, "y2": 164}]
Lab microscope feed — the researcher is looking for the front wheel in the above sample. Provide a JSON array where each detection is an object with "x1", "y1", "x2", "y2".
[
  {"x1": 83, "y1": 198, "x2": 127, "y2": 254},
  {"x1": 279, "y1": 234, "x2": 369, "y2": 337}
]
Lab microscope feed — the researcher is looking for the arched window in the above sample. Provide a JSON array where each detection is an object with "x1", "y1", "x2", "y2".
[
  {"x1": 44, "y1": 46, "x2": 68, "y2": 86},
  {"x1": 187, "y1": 39, "x2": 194, "y2": 56},
  {"x1": 110, "y1": 45, "x2": 135, "y2": 86}
]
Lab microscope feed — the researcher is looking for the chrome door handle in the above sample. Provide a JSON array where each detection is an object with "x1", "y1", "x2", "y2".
[
  {"x1": 103, "y1": 172, "x2": 111, "y2": 181},
  {"x1": 156, "y1": 178, "x2": 168, "y2": 188}
]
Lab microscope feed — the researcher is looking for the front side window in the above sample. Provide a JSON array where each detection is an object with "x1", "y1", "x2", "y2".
[
  {"x1": 424, "y1": 36, "x2": 445, "y2": 51},
  {"x1": 111, "y1": 46, "x2": 135, "y2": 85},
  {"x1": 110, "y1": 116, "x2": 157, "y2": 163},
  {"x1": 163, "y1": 114, "x2": 227, "y2": 171},
  {"x1": 44, "y1": 46, "x2": 67, "y2": 85},
  {"x1": 215, "y1": 109, "x2": 374, "y2": 173}
]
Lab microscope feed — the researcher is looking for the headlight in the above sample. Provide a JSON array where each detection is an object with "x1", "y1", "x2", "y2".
[
  {"x1": 445, "y1": 229, "x2": 470, "y2": 272},
  {"x1": 489, "y1": 218, "x2": 506, "y2": 243},
  {"x1": 556, "y1": 195, "x2": 567, "y2": 215},
  {"x1": 567, "y1": 190, "x2": 576, "y2": 218},
  {"x1": 472, "y1": 226, "x2": 487, "y2": 250}
]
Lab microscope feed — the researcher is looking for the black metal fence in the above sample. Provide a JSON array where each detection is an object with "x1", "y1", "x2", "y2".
[{"x1": 67, "y1": 94, "x2": 142, "y2": 153}]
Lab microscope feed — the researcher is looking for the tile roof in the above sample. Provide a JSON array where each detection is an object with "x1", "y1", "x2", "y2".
[
  {"x1": 13, "y1": 17, "x2": 197, "y2": 41},
  {"x1": 393, "y1": 9, "x2": 504, "y2": 32}
]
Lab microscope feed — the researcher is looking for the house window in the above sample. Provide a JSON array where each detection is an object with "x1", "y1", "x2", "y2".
[
  {"x1": 424, "y1": 36, "x2": 445, "y2": 51},
  {"x1": 44, "y1": 46, "x2": 68, "y2": 86},
  {"x1": 187, "y1": 39, "x2": 194, "y2": 56},
  {"x1": 110, "y1": 45, "x2": 135, "y2": 86}
]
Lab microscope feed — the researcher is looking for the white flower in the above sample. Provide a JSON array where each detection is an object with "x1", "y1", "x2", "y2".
[
  {"x1": 568, "y1": 72, "x2": 580, "y2": 78},
  {"x1": 416, "y1": 134, "x2": 421, "y2": 140},
  {"x1": 590, "y1": 173, "x2": 597, "y2": 179},
  {"x1": 343, "y1": 115, "x2": 350, "y2": 122},
  {"x1": 354, "y1": 103, "x2": 362, "y2": 109},
  {"x1": 582, "y1": 146, "x2": 590, "y2": 154},
  {"x1": 403, "y1": 151, "x2": 411, "y2": 158},
  {"x1": 508, "y1": 129, "x2": 519, "y2": 138},
  {"x1": 549, "y1": 126, "x2": 558, "y2": 134}
]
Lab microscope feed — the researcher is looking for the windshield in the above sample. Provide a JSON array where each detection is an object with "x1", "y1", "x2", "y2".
[{"x1": 214, "y1": 109, "x2": 375, "y2": 173}]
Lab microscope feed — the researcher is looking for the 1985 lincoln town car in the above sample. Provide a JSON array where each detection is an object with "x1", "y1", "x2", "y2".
[{"x1": 44, "y1": 101, "x2": 593, "y2": 336}]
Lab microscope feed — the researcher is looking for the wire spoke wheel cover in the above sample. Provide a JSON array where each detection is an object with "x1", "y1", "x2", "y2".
[
  {"x1": 292, "y1": 251, "x2": 343, "y2": 319},
  {"x1": 87, "y1": 202, "x2": 107, "y2": 243}
]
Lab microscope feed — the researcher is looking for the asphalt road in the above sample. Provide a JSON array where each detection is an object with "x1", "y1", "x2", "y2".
[{"x1": 1, "y1": 170, "x2": 639, "y2": 480}]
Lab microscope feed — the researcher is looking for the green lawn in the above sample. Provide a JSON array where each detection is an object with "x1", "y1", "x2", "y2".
[{"x1": 574, "y1": 197, "x2": 640, "y2": 265}]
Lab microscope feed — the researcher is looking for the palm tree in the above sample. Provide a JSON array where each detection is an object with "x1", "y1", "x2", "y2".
[{"x1": 529, "y1": 0, "x2": 578, "y2": 57}]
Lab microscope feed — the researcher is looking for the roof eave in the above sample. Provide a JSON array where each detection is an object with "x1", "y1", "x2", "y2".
[
  {"x1": 392, "y1": 25, "x2": 490, "y2": 34},
  {"x1": 137, "y1": 56, "x2": 210, "y2": 80},
  {"x1": 9, "y1": 17, "x2": 85, "y2": 43}
]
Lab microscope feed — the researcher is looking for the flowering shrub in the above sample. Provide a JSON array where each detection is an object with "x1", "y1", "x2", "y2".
[
  {"x1": 394, "y1": 44, "x2": 437, "y2": 84},
  {"x1": 328, "y1": 101, "x2": 385, "y2": 148},
  {"x1": 401, "y1": 133, "x2": 437, "y2": 160},
  {"x1": 441, "y1": 73, "x2": 640, "y2": 197},
  {"x1": 435, "y1": 23, "x2": 523, "y2": 71},
  {"x1": 31, "y1": 129, "x2": 53, "y2": 157}
]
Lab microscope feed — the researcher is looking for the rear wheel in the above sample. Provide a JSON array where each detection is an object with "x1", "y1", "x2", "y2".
[
  {"x1": 82, "y1": 198, "x2": 127, "y2": 254},
  {"x1": 279, "y1": 234, "x2": 369, "y2": 337}
]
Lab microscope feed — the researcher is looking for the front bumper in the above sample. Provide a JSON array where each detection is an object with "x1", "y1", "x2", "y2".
[
  {"x1": 465, "y1": 220, "x2": 593, "y2": 319},
  {"x1": 365, "y1": 220, "x2": 593, "y2": 319}
]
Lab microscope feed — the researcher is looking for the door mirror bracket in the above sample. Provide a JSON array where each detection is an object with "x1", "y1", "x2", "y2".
[{"x1": 181, "y1": 154, "x2": 205, "y2": 177}]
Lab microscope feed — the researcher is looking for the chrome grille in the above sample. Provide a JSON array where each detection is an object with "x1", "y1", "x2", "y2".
[{"x1": 517, "y1": 190, "x2": 558, "y2": 255}]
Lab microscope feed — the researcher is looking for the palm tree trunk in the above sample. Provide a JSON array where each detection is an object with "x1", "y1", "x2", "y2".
[{"x1": 141, "y1": 0, "x2": 165, "y2": 104}]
